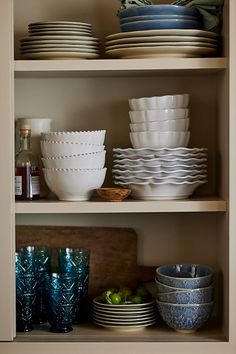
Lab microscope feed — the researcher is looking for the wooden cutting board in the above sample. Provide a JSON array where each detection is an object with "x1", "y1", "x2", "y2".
[{"x1": 16, "y1": 226, "x2": 150, "y2": 299}]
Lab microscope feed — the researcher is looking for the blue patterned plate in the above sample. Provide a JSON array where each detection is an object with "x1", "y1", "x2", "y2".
[{"x1": 121, "y1": 19, "x2": 201, "y2": 32}]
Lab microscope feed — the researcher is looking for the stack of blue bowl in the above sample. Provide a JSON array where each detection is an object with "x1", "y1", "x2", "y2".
[
  {"x1": 155, "y1": 263, "x2": 214, "y2": 333},
  {"x1": 118, "y1": 5, "x2": 202, "y2": 32}
]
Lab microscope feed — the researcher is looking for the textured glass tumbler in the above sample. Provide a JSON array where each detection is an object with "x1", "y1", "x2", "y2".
[
  {"x1": 34, "y1": 247, "x2": 51, "y2": 324},
  {"x1": 45, "y1": 273, "x2": 77, "y2": 333},
  {"x1": 57, "y1": 248, "x2": 90, "y2": 323},
  {"x1": 15, "y1": 250, "x2": 38, "y2": 332}
]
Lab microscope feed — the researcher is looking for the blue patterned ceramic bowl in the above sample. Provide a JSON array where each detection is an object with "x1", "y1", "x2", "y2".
[
  {"x1": 118, "y1": 5, "x2": 199, "y2": 19},
  {"x1": 156, "y1": 300, "x2": 214, "y2": 333},
  {"x1": 158, "y1": 286, "x2": 213, "y2": 304},
  {"x1": 155, "y1": 279, "x2": 187, "y2": 293},
  {"x1": 156, "y1": 264, "x2": 214, "y2": 289}
]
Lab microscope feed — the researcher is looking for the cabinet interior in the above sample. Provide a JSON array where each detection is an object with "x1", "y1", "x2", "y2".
[{"x1": 13, "y1": 0, "x2": 230, "y2": 345}]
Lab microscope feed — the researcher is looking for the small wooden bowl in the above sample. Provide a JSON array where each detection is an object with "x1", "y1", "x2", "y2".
[{"x1": 96, "y1": 188, "x2": 131, "y2": 202}]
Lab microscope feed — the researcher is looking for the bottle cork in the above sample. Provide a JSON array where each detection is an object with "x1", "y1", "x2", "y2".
[{"x1": 20, "y1": 124, "x2": 31, "y2": 130}]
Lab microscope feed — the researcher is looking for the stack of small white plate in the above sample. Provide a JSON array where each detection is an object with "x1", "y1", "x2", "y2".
[
  {"x1": 20, "y1": 21, "x2": 100, "y2": 59},
  {"x1": 113, "y1": 147, "x2": 208, "y2": 200},
  {"x1": 93, "y1": 297, "x2": 156, "y2": 331},
  {"x1": 105, "y1": 29, "x2": 218, "y2": 58}
]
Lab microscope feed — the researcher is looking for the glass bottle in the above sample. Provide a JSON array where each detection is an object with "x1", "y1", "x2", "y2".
[{"x1": 15, "y1": 124, "x2": 40, "y2": 200}]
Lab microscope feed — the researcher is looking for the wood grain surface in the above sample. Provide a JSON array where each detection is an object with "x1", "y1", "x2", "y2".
[{"x1": 16, "y1": 226, "x2": 156, "y2": 299}]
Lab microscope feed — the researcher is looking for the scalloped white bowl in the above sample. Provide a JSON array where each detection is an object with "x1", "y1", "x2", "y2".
[
  {"x1": 129, "y1": 94, "x2": 189, "y2": 111},
  {"x1": 40, "y1": 140, "x2": 105, "y2": 157},
  {"x1": 130, "y1": 118, "x2": 190, "y2": 132},
  {"x1": 41, "y1": 130, "x2": 106, "y2": 145},
  {"x1": 42, "y1": 150, "x2": 106, "y2": 169},
  {"x1": 114, "y1": 180, "x2": 206, "y2": 200},
  {"x1": 129, "y1": 109, "x2": 189, "y2": 123},
  {"x1": 129, "y1": 131, "x2": 190, "y2": 149},
  {"x1": 43, "y1": 168, "x2": 107, "y2": 201}
]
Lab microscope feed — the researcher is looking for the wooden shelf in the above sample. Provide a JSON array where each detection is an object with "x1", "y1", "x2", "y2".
[
  {"x1": 15, "y1": 321, "x2": 226, "y2": 343},
  {"x1": 14, "y1": 58, "x2": 228, "y2": 78},
  {"x1": 15, "y1": 197, "x2": 227, "y2": 214}
]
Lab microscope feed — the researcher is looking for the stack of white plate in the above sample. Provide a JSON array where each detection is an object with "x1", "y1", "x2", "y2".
[
  {"x1": 113, "y1": 147, "x2": 208, "y2": 200},
  {"x1": 20, "y1": 21, "x2": 100, "y2": 59},
  {"x1": 93, "y1": 297, "x2": 156, "y2": 331},
  {"x1": 105, "y1": 29, "x2": 218, "y2": 58}
]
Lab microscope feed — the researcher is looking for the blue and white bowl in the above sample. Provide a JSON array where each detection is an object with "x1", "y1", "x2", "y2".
[
  {"x1": 156, "y1": 264, "x2": 214, "y2": 289},
  {"x1": 157, "y1": 286, "x2": 214, "y2": 304},
  {"x1": 156, "y1": 300, "x2": 214, "y2": 333},
  {"x1": 118, "y1": 5, "x2": 199, "y2": 19}
]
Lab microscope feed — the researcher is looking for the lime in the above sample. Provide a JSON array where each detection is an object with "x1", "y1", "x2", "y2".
[{"x1": 110, "y1": 293, "x2": 122, "y2": 305}]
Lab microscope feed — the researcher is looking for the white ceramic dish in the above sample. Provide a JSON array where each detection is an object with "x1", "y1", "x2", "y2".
[
  {"x1": 42, "y1": 150, "x2": 106, "y2": 169},
  {"x1": 129, "y1": 131, "x2": 190, "y2": 149},
  {"x1": 106, "y1": 45, "x2": 215, "y2": 59},
  {"x1": 113, "y1": 168, "x2": 207, "y2": 178},
  {"x1": 106, "y1": 41, "x2": 216, "y2": 51},
  {"x1": 129, "y1": 118, "x2": 190, "y2": 132},
  {"x1": 129, "y1": 108, "x2": 189, "y2": 123},
  {"x1": 93, "y1": 320, "x2": 156, "y2": 331},
  {"x1": 106, "y1": 35, "x2": 217, "y2": 47},
  {"x1": 129, "y1": 94, "x2": 189, "y2": 111},
  {"x1": 115, "y1": 180, "x2": 207, "y2": 200},
  {"x1": 113, "y1": 147, "x2": 207, "y2": 155},
  {"x1": 21, "y1": 36, "x2": 99, "y2": 42},
  {"x1": 41, "y1": 130, "x2": 105, "y2": 144},
  {"x1": 43, "y1": 168, "x2": 106, "y2": 201},
  {"x1": 21, "y1": 51, "x2": 99, "y2": 59},
  {"x1": 106, "y1": 29, "x2": 219, "y2": 41},
  {"x1": 29, "y1": 21, "x2": 92, "y2": 27},
  {"x1": 113, "y1": 174, "x2": 207, "y2": 184},
  {"x1": 40, "y1": 140, "x2": 105, "y2": 157}
]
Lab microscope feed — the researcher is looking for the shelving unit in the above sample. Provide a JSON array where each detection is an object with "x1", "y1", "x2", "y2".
[{"x1": 1, "y1": 0, "x2": 236, "y2": 353}]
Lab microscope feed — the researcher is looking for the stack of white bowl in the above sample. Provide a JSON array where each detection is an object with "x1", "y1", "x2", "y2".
[
  {"x1": 128, "y1": 94, "x2": 190, "y2": 148},
  {"x1": 40, "y1": 130, "x2": 107, "y2": 201},
  {"x1": 113, "y1": 147, "x2": 208, "y2": 200}
]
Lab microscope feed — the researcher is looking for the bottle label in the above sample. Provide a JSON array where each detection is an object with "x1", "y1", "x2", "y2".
[
  {"x1": 31, "y1": 176, "x2": 40, "y2": 195},
  {"x1": 15, "y1": 176, "x2": 22, "y2": 196}
]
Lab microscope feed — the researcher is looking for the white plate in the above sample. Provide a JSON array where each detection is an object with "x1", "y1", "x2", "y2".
[
  {"x1": 106, "y1": 35, "x2": 217, "y2": 46},
  {"x1": 113, "y1": 168, "x2": 207, "y2": 178},
  {"x1": 29, "y1": 30, "x2": 92, "y2": 36},
  {"x1": 29, "y1": 21, "x2": 92, "y2": 27},
  {"x1": 106, "y1": 29, "x2": 219, "y2": 41},
  {"x1": 93, "y1": 308, "x2": 155, "y2": 316},
  {"x1": 21, "y1": 36, "x2": 99, "y2": 42},
  {"x1": 93, "y1": 317, "x2": 156, "y2": 325},
  {"x1": 21, "y1": 46, "x2": 99, "y2": 53},
  {"x1": 21, "y1": 51, "x2": 99, "y2": 59},
  {"x1": 93, "y1": 313, "x2": 156, "y2": 325},
  {"x1": 93, "y1": 320, "x2": 156, "y2": 331},
  {"x1": 106, "y1": 45, "x2": 216, "y2": 58},
  {"x1": 106, "y1": 41, "x2": 217, "y2": 51},
  {"x1": 93, "y1": 298, "x2": 155, "y2": 308},
  {"x1": 28, "y1": 25, "x2": 92, "y2": 31},
  {"x1": 113, "y1": 147, "x2": 207, "y2": 154},
  {"x1": 29, "y1": 27, "x2": 92, "y2": 34}
]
